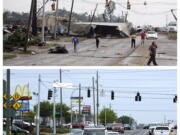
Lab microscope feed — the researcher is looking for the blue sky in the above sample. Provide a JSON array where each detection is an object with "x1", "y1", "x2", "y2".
[
  {"x1": 3, "y1": 0, "x2": 177, "y2": 26},
  {"x1": 3, "y1": 69, "x2": 177, "y2": 124}
]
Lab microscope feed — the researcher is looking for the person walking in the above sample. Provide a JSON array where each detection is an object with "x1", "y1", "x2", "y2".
[
  {"x1": 140, "y1": 31, "x2": 146, "y2": 46},
  {"x1": 147, "y1": 41, "x2": 158, "y2": 66},
  {"x1": 95, "y1": 36, "x2": 100, "y2": 49},
  {"x1": 72, "y1": 36, "x2": 79, "y2": 53},
  {"x1": 130, "y1": 33, "x2": 136, "y2": 48}
]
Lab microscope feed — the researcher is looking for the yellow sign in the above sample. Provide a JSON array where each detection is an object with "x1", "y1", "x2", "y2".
[
  {"x1": 13, "y1": 102, "x2": 21, "y2": 110},
  {"x1": 13, "y1": 92, "x2": 21, "y2": 100},
  {"x1": 3, "y1": 103, "x2": 7, "y2": 109},
  {"x1": 3, "y1": 94, "x2": 8, "y2": 100}
]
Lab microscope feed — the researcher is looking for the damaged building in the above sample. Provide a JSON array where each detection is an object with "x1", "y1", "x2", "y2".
[{"x1": 38, "y1": 15, "x2": 131, "y2": 38}]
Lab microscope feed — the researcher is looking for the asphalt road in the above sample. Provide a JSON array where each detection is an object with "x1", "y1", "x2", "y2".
[
  {"x1": 4, "y1": 34, "x2": 176, "y2": 66},
  {"x1": 123, "y1": 129, "x2": 149, "y2": 135}
]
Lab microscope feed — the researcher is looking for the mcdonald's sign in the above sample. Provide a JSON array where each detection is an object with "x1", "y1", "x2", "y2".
[{"x1": 14, "y1": 84, "x2": 32, "y2": 100}]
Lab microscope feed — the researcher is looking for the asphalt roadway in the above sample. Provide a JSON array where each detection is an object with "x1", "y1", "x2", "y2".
[
  {"x1": 4, "y1": 34, "x2": 177, "y2": 66},
  {"x1": 122, "y1": 129, "x2": 149, "y2": 135}
]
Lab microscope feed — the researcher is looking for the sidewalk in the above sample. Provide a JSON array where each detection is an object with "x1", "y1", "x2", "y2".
[{"x1": 118, "y1": 44, "x2": 150, "y2": 66}]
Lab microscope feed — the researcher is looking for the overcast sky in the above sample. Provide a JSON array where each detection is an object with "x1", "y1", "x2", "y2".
[
  {"x1": 3, "y1": 69, "x2": 177, "y2": 124},
  {"x1": 3, "y1": 0, "x2": 177, "y2": 26}
]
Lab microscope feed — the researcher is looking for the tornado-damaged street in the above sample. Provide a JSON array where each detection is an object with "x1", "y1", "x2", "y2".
[
  {"x1": 3, "y1": 0, "x2": 177, "y2": 66},
  {"x1": 3, "y1": 34, "x2": 176, "y2": 66}
]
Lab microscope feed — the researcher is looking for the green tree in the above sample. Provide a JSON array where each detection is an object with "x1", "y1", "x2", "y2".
[
  {"x1": 99, "y1": 108, "x2": 117, "y2": 124},
  {"x1": 56, "y1": 103, "x2": 71, "y2": 124},
  {"x1": 117, "y1": 116, "x2": 135, "y2": 126},
  {"x1": 24, "y1": 111, "x2": 36, "y2": 122},
  {"x1": 34, "y1": 101, "x2": 52, "y2": 124}
]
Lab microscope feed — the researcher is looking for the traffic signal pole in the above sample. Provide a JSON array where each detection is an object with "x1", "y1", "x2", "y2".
[
  {"x1": 53, "y1": 87, "x2": 56, "y2": 135},
  {"x1": 92, "y1": 77, "x2": 96, "y2": 126}
]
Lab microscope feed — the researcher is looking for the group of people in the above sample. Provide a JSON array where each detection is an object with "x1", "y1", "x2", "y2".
[
  {"x1": 130, "y1": 31, "x2": 158, "y2": 66},
  {"x1": 72, "y1": 32, "x2": 158, "y2": 66}
]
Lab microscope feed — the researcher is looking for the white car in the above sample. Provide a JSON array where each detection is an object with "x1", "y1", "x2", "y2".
[
  {"x1": 146, "y1": 31, "x2": 158, "y2": 40},
  {"x1": 153, "y1": 126, "x2": 170, "y2": 135},
  {"x1": 108, "y1": 131, "x2": 120, "y2": 135}
]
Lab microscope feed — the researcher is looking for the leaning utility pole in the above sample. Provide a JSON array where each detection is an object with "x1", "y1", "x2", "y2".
[
  {"x1": 54, "y1": 0, "x2": 59, "y2": 39},
  {"x1": 92, "y1": 77, "x2": 96, "y2": 125},
  {"x1": 79, "y1": 83, "x2": 81, "y2": 124},
  {"x1": 59, "y1": 69, "x2": 63, "y2": 127},
  {"x1": 36, "y1": 74, "x2": 41, "y2": 135},
  {"x1": 53, "y1": 87, "x2": 56, "y2": 135},
  {"x1": 32, "y1": 0, "x2": 37, "y2": 36},
  {"x1": 41, "y1": 0, "x2": 45, "y2": 43},
  {"x1": 96, "y1": 70, "x2": 99, "y2": 125},
  {"x1": 90, "y1": 3, "x2": 98, "y2": 24},
  {"x1": 25, "y1": 0, "x2": 35, "y2": 52},
  {"x1": 6, "y1": 69, "x2": 10, "y2": 135},
  {"x1": 67, "y1": 0, "x2": 75, "y2": 35}
]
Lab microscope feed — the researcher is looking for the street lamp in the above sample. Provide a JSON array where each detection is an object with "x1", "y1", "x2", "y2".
[{"x1": 53, "y1": 82, "x2": 74, "y2": 135}]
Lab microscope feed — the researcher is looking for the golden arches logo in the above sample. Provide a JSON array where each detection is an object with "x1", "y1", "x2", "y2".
[{"x1": 14, "y1": 84, "x2": 31, "y2": 97}]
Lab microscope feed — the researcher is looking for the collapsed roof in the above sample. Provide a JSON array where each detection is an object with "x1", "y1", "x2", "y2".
[{"x1": 62, "y1": 22, "x2": 130, "y2": 38}]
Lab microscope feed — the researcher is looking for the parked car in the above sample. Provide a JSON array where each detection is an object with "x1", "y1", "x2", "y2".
[
  {"x1": 83, "y1": 125, "x2": 107, "y2": 135},
  {"x1": 148, "y1": 126, "x2": 156, "y2": 135},
  {"x1": 108, "y1": 131, "x2": 120, "y2": 135},
  {"x1": 146, "y1": 31, "x2": 158, "y2": 40},
  {"x1": 153, "y1": 126, "x2": 170, "y2": 135},
  {"x1": 48, "y1": 46, "x2": 68, "y2": 54},
  {"x1": 123, "y1": 124, "x2": 131, "y2": 130},
  {"x1": 70, "y1": 129, "x2": 83, "y2": 135},
  {"x1": 106, "y1": 123, "x2": 114, "y2": 130},
  {"x1": 72, "y1": 123, "x2": 87, "y2": 129},
  {"x1": 111, "y1": 123, "x2": 124, "y2": 133},
  {"x1": 11, "y1": 124, "x2": 30, "y2": 134}
]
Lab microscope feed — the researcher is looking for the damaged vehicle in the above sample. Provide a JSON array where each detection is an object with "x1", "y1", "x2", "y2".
[{"x1": 48, "y1": 45, "x2": 68, "y2": 54}]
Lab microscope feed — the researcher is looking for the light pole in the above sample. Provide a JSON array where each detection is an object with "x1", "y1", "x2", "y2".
[
  {"x1": 36, "y1": 74, "x2": 41, "y2": 135},
  {"x1": 33, "y1": 92, "x2": 39, "y2": 132}
]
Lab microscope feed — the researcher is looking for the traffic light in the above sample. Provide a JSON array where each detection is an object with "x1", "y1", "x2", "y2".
[
  {"x1": 127, "y1": 1, "x2": 131, "y2": 10},
  {"x1": 48, "y1": 89, "x2": 53, "y2": 100},
  {"x1": 135, "y1": 92, "x2": 141, "y2": 101},
  {"x1": 173, "y1": 95, "x2": 177, "y2": 103},
  {"x1": 87, "y1": 88, "x2": 91, "y2": 98},
  {"x1": 105, "y1": 0, "x2": 110, "y2": 7},
  {"x1": 111, "y1": 91, "x2": 114, "y2": 100},
  {"x1": 51, "y1": 3, "x2": 56, "y2": 11},
  {"x1": 144, "y1": 1, "x2": 147, "y2": 6}
]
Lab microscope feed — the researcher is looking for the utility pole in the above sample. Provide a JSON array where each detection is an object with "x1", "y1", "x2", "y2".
[
  {"x1": 6, "y1": 69, "x2": 10, "y2": 135},
  {"x1": 96, "y1": 70, "x2": 99, "y2": 125},
  {"x1": 25, "y1": 0, "x2": 35, "y2": 52},
  {"x1": 53, "y1": 87, "x2": 56, "y2": 135},
  {"x1": 59, "y1": 69, "x2": 63, "y2": 127},
  {"x1": 67, "y1": 0, "x2": 75, "y2": 35},
  {"x1": 90, "y1": 4, "x2": 98, "y2": 24},
  {"x1": 36, "y1": 74, "x2": 41, "y2": 135},
  {"x1": 104, "y1": 107, "x2": 107, "y2": 126},
  {"x1": 32, "y1": 0, "x2": 37, "y2": 36},
  {"x1": 54, "y1": 0, "x2": 59, "y2": 39},
  {"x1": 92, "y1": 77, "x2": 96, "y2": 125},
  {"x1": 79, "y1": 83, "x2": 81, "y2": 124},
  {"x1": 41, "y1": 0, "x2": 45, "y2": 43}
]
